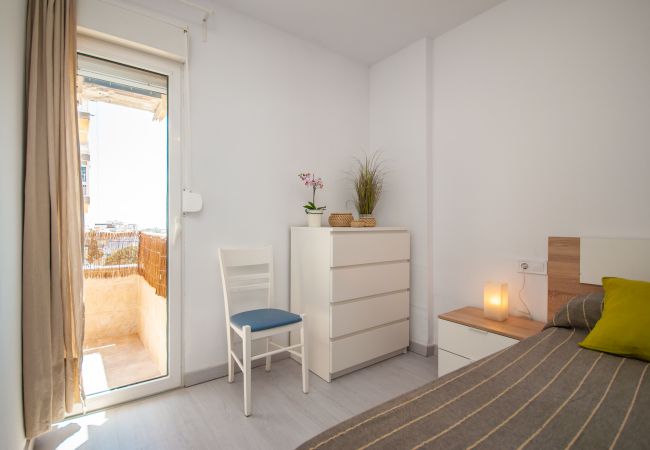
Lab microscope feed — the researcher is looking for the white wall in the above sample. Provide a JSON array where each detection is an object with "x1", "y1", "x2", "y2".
[
  {"x1": 120, "y1": 1, "x2": 370, "y2": 377},
  {"x1": 432, "y1": 0, "x2": 650, "y2": 329},
  {"x1": 77, "y1": 0, "x2": 650, "y2": 381},
  {"x1": 185, "y1": 8, "x2": 368, "y2": 375},
  {"x1": 0, "y1": 0, "x2": 26, "y2": 448},
  {"x1": 369, "y1": 39, "x2": 434, "y2": 348}
]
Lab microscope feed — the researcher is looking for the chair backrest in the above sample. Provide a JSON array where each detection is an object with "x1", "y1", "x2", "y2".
[{"x1": 218, "y1": 246, "x2": 274, "y2": 322}]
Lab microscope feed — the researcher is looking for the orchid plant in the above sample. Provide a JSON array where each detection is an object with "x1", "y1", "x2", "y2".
[{"x1": 298, "y1": 172, "x2": 326, "y2": 213}]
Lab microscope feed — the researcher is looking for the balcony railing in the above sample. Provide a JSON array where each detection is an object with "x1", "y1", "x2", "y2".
[{"x1": 84, "y1": 230, "x2": 167, "y2": 296}]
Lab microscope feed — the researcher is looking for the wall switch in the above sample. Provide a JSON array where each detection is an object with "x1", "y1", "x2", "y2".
[{"x1": 517, "y1": 259, "x2": 547, "y2": 275}]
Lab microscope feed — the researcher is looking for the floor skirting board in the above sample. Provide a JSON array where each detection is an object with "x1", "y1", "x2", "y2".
[
  {"x1": 184, "y1": 353, "x2": 290, "y2": 387},
  {"x1": 185, "y1": 346, "x2": 434, "y2": 387},
  {"x1": 408, "y1": 341, "x2": 436, "y2": 357}
]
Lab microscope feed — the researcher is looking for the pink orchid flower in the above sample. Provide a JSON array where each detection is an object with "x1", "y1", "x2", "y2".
[{"x1": 298, "y1": 172, "x2": 326, "y2": 212}]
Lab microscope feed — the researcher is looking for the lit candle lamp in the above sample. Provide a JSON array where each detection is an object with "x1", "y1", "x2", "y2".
[{"x1": 483, "y1": 282, "x2": 509, "y2": 321}]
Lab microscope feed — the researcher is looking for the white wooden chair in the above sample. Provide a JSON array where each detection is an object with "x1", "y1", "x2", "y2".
[{"x1": 218, "y1": 246, "x2": 308, "y2": 416}]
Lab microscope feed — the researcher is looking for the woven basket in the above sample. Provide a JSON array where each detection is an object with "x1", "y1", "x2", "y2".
[
  {"x1": 328, "y1": 212, "x2": 353, "y2": 227},
  {"x1": 350, "y1": 220, "x2": 365, "y2": 228},
  {"x1": 360, "y1": 216, "x2": 377, "y2": 227}
]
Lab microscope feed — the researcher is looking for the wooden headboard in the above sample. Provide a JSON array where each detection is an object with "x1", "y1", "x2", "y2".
[{"x1": 547, "y1": 237, "x2": 603, "y2": 321}]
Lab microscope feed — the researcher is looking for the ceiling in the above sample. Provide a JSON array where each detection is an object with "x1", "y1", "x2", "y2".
[{"x1": 214, "y1": 0, "x2": 506, "y2": 64}]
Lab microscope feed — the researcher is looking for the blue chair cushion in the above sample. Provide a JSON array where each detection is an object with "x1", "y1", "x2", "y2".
[{"x1": 230, "y1": 308, "x2": 302, "y2": 332}]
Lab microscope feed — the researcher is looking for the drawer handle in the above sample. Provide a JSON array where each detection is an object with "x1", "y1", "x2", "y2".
[{"x1": 466, "y1": 327, "x2": 489, "y2": 335}]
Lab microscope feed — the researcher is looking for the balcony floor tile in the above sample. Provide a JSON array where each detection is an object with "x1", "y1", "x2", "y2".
[{"x1": 82, "y1": 334, "x2": 165, "y2": 395}]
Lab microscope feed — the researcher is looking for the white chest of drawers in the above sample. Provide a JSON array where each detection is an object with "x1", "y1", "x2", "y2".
[{"x1": 290, "y1": 227, "x2": 410, "y2": 382}]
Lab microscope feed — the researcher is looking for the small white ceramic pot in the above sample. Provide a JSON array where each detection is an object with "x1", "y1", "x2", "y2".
[{"x1": 307, "y1": 211, "x2": 323, "y2": 227}]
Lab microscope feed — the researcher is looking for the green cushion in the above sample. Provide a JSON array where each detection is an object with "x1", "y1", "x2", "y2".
[{"x1": 580, "y1": 277, "x2": 650, "y2": 361}]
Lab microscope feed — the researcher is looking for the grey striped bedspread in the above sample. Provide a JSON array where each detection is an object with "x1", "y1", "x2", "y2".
[{"x1": 298, "y1": 326, "x2": 650, "y2": 449}]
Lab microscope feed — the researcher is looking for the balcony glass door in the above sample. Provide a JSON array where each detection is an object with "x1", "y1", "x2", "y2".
[{"x1": 75, "y1": 36, "x2": 182, "y2": 411}]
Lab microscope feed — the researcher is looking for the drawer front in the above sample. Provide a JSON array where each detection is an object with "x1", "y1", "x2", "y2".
[
  {"x1": 330, "y1": 291, "x2": 409, "y2": 338},
  {"x1": 331, "y1": 320, "x2": 409, "y2": 373},
  {"x1": 330, "y1": 261, "x2": 409, "y2": 302},
  {"x1": 437, "y1": 319, "x2": 517, "y2": 361},
  {"x1": 331, "y1": 231, "x2": 410, "y2": 267},
  {"x1": 438, "y1": 349, "x2": 471, "y2": 377}
]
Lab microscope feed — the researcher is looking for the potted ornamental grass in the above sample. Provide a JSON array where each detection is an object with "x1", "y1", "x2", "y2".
[
  {"x1": 351, "y1": 152, "x2": 385, "y2": 227},
  {"x1": 298, "y1": 172, "x2": 326, "y2": 227}
]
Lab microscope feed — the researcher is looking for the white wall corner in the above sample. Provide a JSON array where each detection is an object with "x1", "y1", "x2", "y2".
[
  {"x1": 424, "y1": 37, "x2": 435, "y2": 346},
  {"x1": 369, "y1": 37, "x2": 436, "y2": 348}
]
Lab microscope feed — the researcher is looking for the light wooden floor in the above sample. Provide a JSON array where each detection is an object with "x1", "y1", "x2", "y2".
[{"x1": 35, "y1": 352, "x2": 437, "y2": 450}]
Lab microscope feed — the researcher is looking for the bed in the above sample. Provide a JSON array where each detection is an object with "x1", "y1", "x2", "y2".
[{"x1": 298, "y1": 237, "x2": 650, "y2": 450}]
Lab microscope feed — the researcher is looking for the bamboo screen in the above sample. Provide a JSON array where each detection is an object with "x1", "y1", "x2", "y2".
[
  {"x1": 137, "y1": 232, "x2": 168, "y2": 298},
  {"x1": 84, "y1": 230, "x2": 139, "y2": 278},
  {"x1": 83, "y1": 230, "x2": 167, "y2": 298}
]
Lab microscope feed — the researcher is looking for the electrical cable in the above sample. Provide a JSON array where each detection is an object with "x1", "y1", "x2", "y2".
[{"x1": 518, "y1": 268, "x2": 533, "y2": 320}]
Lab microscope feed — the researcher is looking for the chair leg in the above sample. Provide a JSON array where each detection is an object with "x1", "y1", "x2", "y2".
[
  {"x1": 265, "y1": 337, "x2": 272, "y2": 372},
  {"x1": 300, "y1": 314, "x2": 309, "y2": 394},
  {"x1": 227, "y1": 328, "x2": 234, "y2": 383},
  {"x1": 243, "y1": 325, "x2": 252, "y2": 416}
]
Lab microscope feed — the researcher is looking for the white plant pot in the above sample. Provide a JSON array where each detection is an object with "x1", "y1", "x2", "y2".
[{"x1": 307, "y1": 212, "x2": 323, "y2": 227}]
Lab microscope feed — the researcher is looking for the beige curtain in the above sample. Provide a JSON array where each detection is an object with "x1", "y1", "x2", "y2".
[{"x1": 23, "y1": 0, "x2": 84, "y2": 439}]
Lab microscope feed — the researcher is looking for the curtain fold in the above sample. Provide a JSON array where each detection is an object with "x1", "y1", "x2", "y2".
[{"x1": 23, "y1": 0, "x2": 84, "y2": 439}]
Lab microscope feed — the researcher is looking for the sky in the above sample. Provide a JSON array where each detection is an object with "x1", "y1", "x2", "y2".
[{"x1": 84, "y1": 100, "x2": 167, "y2": 231}]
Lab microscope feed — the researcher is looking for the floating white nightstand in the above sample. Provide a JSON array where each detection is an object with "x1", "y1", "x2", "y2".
[{"x1": 437, "y1": 307, "x2": 545, "y2": 377}]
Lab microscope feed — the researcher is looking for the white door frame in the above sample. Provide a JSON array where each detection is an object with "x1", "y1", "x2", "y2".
[{"x1": 77, "y1": 35, "x2": 183, "y2": 411}]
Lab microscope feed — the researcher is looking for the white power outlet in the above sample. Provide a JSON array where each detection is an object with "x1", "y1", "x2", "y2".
[{"x1": 518, "y1": 259, "x2": 547, "y2": 275}]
